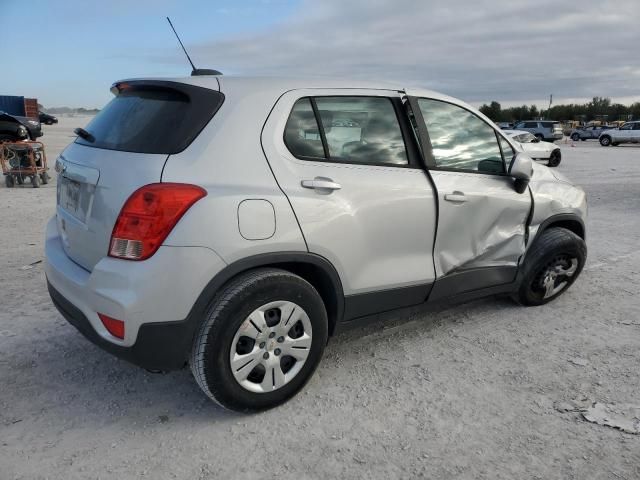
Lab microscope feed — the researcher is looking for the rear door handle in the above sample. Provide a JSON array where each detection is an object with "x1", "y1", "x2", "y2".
[
  {"x1": 444, "y1": 191, "x2": 467, "y2": 203},
  {"x1": 301, "y1": 177, "x2": 342, "y2": 191}
]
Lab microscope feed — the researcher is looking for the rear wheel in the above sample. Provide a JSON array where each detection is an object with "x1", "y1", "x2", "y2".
[
  {"x1": 599, "y1": 135, "x2": 611, "y2": 146},
  {"x1": 516, "y1": 227, "x2": 586, "y2": 306},
  {"x1": 190, "y1": 268, "x2": 328, "y2": 412},
  {"x1": 4, "y1": 175, "x2": 15, "y2": 188},
  {"x1": 31, "y1": 174, "x2": 40, "y2": 188},
  {"x1": 40, "y1": 172, "x2": 49, "y2": 184}
]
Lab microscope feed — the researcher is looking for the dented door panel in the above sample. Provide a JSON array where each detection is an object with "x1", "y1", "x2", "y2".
[{"x1": 430, "y1": 170, "x2": 531, "y2": 276}]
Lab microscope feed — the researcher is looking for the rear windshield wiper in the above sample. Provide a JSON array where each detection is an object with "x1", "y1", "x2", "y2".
[{"x1": 74, "y1": 127, "x2": 95, "y2": 143}]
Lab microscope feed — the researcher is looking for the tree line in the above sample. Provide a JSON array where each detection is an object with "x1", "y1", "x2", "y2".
[{"x1": 479, "y1": 97, "x2": 640, "y2": 123}]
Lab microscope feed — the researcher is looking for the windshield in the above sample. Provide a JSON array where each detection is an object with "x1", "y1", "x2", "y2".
[{"x1": 515, "y1": 133, "x2": 536, "y2": 143}]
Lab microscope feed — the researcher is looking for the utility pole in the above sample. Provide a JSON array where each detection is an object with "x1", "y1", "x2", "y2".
[{"x1": 547, "y1": 94, "x2": 553, "y2": 119}]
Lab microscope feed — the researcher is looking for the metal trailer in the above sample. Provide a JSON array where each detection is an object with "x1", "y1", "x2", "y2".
[{"x1": 0, "y1": 140, "x2": 49, "y2": 188}]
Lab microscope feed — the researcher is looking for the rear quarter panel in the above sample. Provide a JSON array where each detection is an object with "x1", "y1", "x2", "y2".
[{"x1": 161, "y1": 86, "x2": 307, "y2": 263}]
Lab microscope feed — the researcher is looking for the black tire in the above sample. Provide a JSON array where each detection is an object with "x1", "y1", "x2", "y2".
[
  {"x1": 40, "y1": 172, "x2": 49, "y2": 184},
  {"x1": 547, "y1": 149, "x2": 561, "y2": 167},
  {"x1": 0, "y1": 134, "x2": 18, "y2": 142},
  {"x1": 4, "y1": 175, "x2": 15, "y2": 188},
  {"x1": 516, "y1": 227, "x2": 586, "y2": 306},
  {"x1": 599, "y1": 135, "x2": 611, "y2": 146},
  {"x1": 571, "y1": 133, "x2": 580, "y2": 141},
  {"x1": 31, "y1": 174, "x2": 40, "y2": 188},
  {"x1": 580, "y1": 138, "x2": 586, "y2": 141},
  {"x1": 16, "y1": 175, "x2": 24, "y2": 185},
  {"x1": 190, "y1": 268, "x2": 328, "y2": 412}
]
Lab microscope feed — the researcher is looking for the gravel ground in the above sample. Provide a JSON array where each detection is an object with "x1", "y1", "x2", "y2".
[{"x1": 1, "y1": 118, "x2": 639, "y2": 479}]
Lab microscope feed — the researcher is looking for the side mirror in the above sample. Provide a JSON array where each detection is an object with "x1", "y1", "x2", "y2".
[
  {"x1": 531, "y1": 137, "x2": 540, "y2": 143},
  {"x1": 509, "y1": 152, "x2": 533, "y2": 194}
]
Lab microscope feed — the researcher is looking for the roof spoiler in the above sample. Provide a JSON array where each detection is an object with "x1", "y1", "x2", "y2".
[{"x1": 191, "y1": 69, "x2": 223, "y2": 76}]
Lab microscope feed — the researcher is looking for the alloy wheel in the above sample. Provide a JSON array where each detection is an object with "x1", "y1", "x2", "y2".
[{"x1": 534, "y1": 255, "x2": 579, "y2": 299}]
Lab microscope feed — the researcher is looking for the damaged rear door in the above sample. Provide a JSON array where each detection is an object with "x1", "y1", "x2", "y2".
[{"x1": 407, "y1": 95, "x2": 532, "y2": 298}]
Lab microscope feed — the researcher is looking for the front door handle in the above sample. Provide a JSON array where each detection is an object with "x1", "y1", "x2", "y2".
[
  {"x1": 444, "y1": 191, "x2": 467, "y2": 203},
  {"x1": 301, "y1": 177, "x2": 342, "y2": 191}
]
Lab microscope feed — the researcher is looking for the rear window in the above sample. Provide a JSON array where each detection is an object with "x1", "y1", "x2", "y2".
[{"x1": 76, "y1": 82, "x2": 224, "y2": 154}]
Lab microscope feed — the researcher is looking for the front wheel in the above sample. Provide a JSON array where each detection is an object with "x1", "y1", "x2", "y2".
[
  {"x1": 516, "y1": 227, "x2": 586, "y2": 306},
  {"x1": 547, "y1": 149, "x2": 561, "y2": 167},
  {"x1": 599, "y1": 136, "x2": 611, "y2": 146},
  {"x1": 571, "y1": 133, "x2": 580, "y2": 141},
  {"x1": 190, "y1": 268, "x2": 328, "y2": 412}
]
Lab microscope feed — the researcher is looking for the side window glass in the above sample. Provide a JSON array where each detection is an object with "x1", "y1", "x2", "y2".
[
  {"x1": 417, "y1": 98, "x2": 505, "y2": 174},
  {"x1": 314, "y1": 97, "x2": 408, "y2": 165},
  {"x1": 499, "y1": 136, "x2": 515, "y2": 168},
  {"x1": 284, "y1": 98, "x2": 325, "y2": 159},
  {"x1": 524, "y1": 122, "x2": 538, "y2": 128},
  {"x1": 634, "y1": 123, "x2": 640, "y2": 130}
]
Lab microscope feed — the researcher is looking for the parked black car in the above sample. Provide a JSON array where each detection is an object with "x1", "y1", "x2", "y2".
[
  {"x1": 39, "y1": 112, "x2": 58, "y2": 125},
  {"x1": 0, "y1": 111, "x2": 43, "y2": 141}
]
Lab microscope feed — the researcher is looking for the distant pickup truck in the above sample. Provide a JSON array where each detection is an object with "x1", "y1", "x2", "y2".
[{"x1": 0, "y1": 95, "x2": 43, "y2": 141}]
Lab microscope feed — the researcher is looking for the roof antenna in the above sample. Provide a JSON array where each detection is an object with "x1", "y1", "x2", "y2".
[{"x1": 166, "y1": 17, "x2": 222, "y2": 76}]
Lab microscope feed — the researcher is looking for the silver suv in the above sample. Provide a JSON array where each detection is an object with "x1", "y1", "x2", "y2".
[
  {"x1": 513, "y1": 120, "x2": 564, "y2": 142},
  {"x1": 599, "y1": 121, "x2": 640, "y2": 146},
  {"x1": 45, "y1": 76, "x2": 587, "y2": 411}
]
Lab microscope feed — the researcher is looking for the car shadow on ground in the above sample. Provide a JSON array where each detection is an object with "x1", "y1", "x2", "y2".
[{"x1": 7, "y1": 294, "x2": 517, "y2": 426}]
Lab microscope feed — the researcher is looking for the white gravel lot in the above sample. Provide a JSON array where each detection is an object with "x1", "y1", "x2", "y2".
[{"x1": 1, "y1": 117, "x2": 639, "y2": 479}]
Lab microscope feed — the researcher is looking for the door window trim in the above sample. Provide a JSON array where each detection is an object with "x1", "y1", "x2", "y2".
[
  {"x1": 407, "y1": 96, "x2": 516, "y2": 177},
  {"x1": 282, "y1": 95, "x2": 422, "y2": 169}
]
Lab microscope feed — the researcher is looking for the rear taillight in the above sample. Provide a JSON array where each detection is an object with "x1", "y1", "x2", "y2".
[
  {"x1": 98, "y1": 313, "x2": 125, "y2": 339},
  {"x1": 109, "y1": 183, "x2": 206, "y2": 261}
]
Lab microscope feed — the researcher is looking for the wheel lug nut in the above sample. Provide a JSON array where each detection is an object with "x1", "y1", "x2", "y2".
[
  {"x1": 259, "y1": 342, "x2": 266, "y2": 349},
  {"x1": 263, "y1": 352, "x2": 269, "y2": 360},
  {"x1": 269, "y1": 332, "x2": 276, "y2": 339},
  {"x1": 274, "y1": 348, "x2": 281, "y2": 356},
  {"x1": 277, "y1": 336, "x2": 284, "y2": 343}
]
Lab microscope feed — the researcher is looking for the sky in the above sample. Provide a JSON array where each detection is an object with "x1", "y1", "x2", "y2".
[{"x1": 2, "y1": 0, "x2": 639, "y2": 109}]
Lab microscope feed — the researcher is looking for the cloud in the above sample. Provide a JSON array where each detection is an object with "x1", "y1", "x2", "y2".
[{"x1": 175, "y1": 0, "x2": 640, "y2": 104}]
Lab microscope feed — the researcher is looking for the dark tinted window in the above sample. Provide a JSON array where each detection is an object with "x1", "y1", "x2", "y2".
[
  {"x1": 417, "y1": 98, "x2": 505, "y2": 173},
  {"x1": 314, "y1": 97, "x2": 408, "y2": 165},
  {"x1": 541, "y1": 122, "x2": 554, "y2": 128},
  {"x1": 633, "y1": 123, "x2": 640, "y2": 130},
  {"x1": 283, "y1": 98, "x2": 325, "y2": 159},
  {"x1": 76, "y1": 84, "x2": 223, "y2": 154},
  {"x1": 524, "y1": 122, "x2": 538, "y2": 128}
]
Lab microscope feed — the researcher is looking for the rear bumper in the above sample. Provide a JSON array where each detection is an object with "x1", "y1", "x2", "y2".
[
  {"x1": 48, "y1": 281, "x2": 192, "y2": 370},
  {"x1": 44, "y1": 216, "x2": 227, "y2": 370}
]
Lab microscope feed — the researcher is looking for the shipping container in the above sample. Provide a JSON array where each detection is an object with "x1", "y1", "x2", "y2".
[{"x1": 0, "y1": 95, "x2": 39, "y2": 118}]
